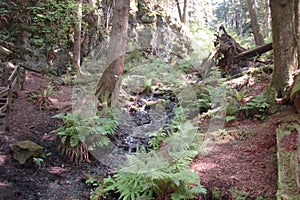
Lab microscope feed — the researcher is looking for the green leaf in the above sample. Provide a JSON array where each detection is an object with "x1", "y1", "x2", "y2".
[
  {"x1": 225, "y1": 115, "x2": 236, "y2": 122},
  {"x1": 190, "y1": 185, "x2": 207, "y2": 194},
  {"x1": 61, "y1": 136, "x2": 67, "y2": 144},
  {"x1": 70, "y1": 136, "x2": 80, "y2": 147}
]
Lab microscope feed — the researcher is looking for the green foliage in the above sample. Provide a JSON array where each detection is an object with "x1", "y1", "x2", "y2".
[
  {"x1": 95, "y1": 106, "x2": 206, "y2": 199},
  {"x1": 226, "y1": 88, "x2": 270, "y2": 120},
  {"x1": 197, "y1": 66, "x2": 229, "y2": 117},
  {"x1": 242, "y1": 94, "x2": 270, "y2": 118},
  {"x1": 28, "y1": 85, "x2": 54, "y2": 110},
  {"x1": 0, "y1": 0, "x2": 88, "y2": 51},
  {"x1": 196, "y1": 92, "x2": 212, "y2": 112},
  {"x1": 102, "y1": 147, "x2": 206, "y2": 200},
  {"x1": 52, "y1": 111, "x2": 117, "y2": 164},
  {"x1": 147, "y1": 129, "x2": 167, "y2": 150},
  {"x1": 176, "y1": 59, "x2": 194, "y2": 73},
  {"x1": 230, "y1": 188, "x2": 248, "y2": 200},
  {"x1": 225, "y1": 115, "x2": 236, "y2": 122},
  {"x1": 26, "y1": 0, "x2": 79, "y2": 49},
  {"x1": 33, "y1": 157, "x2": 44, "y2": 168},
  {"x1": 237, "y1": 128, "x2": 250, "y2": 141},
  {"x1": 290, "y1": 73, "x2": 300, "y2": 100},
  {"x1": 211, "y1": 189, "x2": 222, "y2": 200},
  {"x1": 59, "y1": 73, "x2": 77, "y2": 85},
  {"x1": 85, "y1": 177, "x2": 101, "y2": 188},
  {"x1": 124, "y1": 50, "x2": 143, "y2": 73},
  {"x1": 230, "y1": 89, "x2": 248, "y2": 105},
  {"x1": 255, "y1": 196, "x2": 266, "y2": 200}
]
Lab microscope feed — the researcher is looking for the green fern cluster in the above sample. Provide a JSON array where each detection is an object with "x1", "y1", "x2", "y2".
[
  {"x1": 52, "y1": 111, "x2": 117, "y2": 164},
  {"x1": 102, "y1": 149, "x2": 205, "y2": 199},
  {"x1": 242, "y1": 94, "x2": 270, "y2": 115},
  {"x1": 96, "y1": 117, "x2": 206, "y2": 199},
  {"x1": 227, "y1": 89, "x2": 270, "y2": 120}
]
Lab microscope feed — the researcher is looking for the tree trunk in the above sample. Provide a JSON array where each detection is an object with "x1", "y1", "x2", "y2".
[
  {"x1": 175, "y1": 0, "x2": 182, "y2": 22},
  {"x1": 264, "y1": 0, "x2": 271, "y2": 38},
  {"x1": 182, "y1": 0, "x2": 188, "y2": 23},
  {"x1": 73, "y1": 0, "x2": 83, "y2": 70},
  {"x1": 295, "y1": 0, "x2": 300, "y2": 65},
  {"x1": 268, "y1": 0, "x2": 299, "y2": 100},
  {"x1": 246, "y1": 0, "x2": 264, "y2": 46},
  {"x1": 95, "y1": 0, "x2": 130, "y2": 106}
]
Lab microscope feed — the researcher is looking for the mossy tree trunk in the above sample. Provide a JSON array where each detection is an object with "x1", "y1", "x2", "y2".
[
  {"x1": 267, "y1": 0, "x2": 299, "y2": 103},
  {"x1": 95, "y1": 0, "x2": 129, "y2": 107}
]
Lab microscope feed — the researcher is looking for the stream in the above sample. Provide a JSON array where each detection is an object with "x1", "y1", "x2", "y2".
[{"x1": 89, "y1": 91, "x2": 177, "y2": 169}]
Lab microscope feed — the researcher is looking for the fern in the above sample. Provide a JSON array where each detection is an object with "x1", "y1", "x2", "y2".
[
  {"x1": 241, "y1": 94, "x2": 270, "y2": 118},
  {"x1": 52, "y1": 111, "x2": 117, "y2": 164},
  {"x1": 99, "y1": 120, "x2": 206, "y2": 199}
]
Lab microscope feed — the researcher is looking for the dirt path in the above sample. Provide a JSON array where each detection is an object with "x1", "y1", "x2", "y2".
[{"x1": 194, "y1": 114, "x2": 284, "y2": 199}]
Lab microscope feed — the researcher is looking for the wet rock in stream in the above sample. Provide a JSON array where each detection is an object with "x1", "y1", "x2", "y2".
[
  {"x1": 132, "y1": 110, "x2": 151, "y2": 126},
  {"x1": 110, "y1": 94, "x2": 175, "y2": 153}
]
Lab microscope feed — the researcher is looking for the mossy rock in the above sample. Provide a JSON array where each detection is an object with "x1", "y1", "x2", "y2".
[
  {"x1": 10, "y1": 140, "x2": 43, "y2": 164},
  {"x1": 276, "y1": 118, "x2": 300, "y2": 199}
]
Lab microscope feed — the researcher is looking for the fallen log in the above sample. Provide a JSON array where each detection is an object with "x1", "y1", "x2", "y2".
[{"x1": 235, "y1": 42, "x2": 273, "y2": 61}]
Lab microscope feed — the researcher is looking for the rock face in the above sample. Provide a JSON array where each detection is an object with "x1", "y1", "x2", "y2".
[
  {"x1": 10, "y1": 140, "x2": 43, "y2": 164},
  {"x1": 127, "y1": 0, "x2": 192, "y2": 57}
]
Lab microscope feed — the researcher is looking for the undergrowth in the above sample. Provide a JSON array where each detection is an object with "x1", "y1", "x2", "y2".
[
  {"x1": 28, "y1": 85, "x2": 54, "y2": 110},
  {"x1": 52, "y1": 110, "x2": 117, "y2": 164},
  {"x1": 91, "y1": 107, "x2": 206, "y2": 200}
]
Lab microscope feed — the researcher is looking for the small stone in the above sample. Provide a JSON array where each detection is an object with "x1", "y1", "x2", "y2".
[{"x1": 10, "y1": 140, "x2": 43, "y2": 164}]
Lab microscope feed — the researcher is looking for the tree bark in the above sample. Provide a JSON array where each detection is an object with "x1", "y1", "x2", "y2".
[
  {"x1": 264, "y1": 0, "x2": 271, "y2": 38},
  {"x1": 182, "y1": 0, "x2": 188, "y2": 23},
  {"x1": 295, "y1": 0, "x2": 300, "y2": 65},
  {"x1": 246, "y1": 0, "x2": 264, "y2": 46},
  {"x1": 175, "y1": 0, "x2": 182, "y2": 22},
  {"x1": 73, "y1": 0, "x2": 83, "y2": 70},
  {"x1": 95, "y1": 0, "x2": 129, "y2": 106},
  {"x1": 268, "y1": 0, "x2": 299, "y2": 100}
]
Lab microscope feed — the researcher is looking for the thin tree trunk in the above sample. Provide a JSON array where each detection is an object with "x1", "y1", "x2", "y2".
[
  {"x1": 295, "y1": 0, "x2": 300, "y2": 65},
  {"x1": 175, "y1": 0, "x2": 182, "y2": 22},
  {"x1": 239, "y1": 0, "x2": 244, "y2": 36},
  {"x1": 246, "y1": 0, "x2": 264, "y2": 46},
  {"x1": 95, "y1": 0, "x2": 130, "y2": 106},
  {"x1": 73, "y1": 0, "x2": 83, "y2": 70},
  {"x1": 224, "y1": 0, "x2": 228, "y2": 26},
  {"x1": 182, "y1": 0, "x2": 188, "y2": 23},
  {"x1": 264, "y1": 0, "x2": 270, "y2": 37}
]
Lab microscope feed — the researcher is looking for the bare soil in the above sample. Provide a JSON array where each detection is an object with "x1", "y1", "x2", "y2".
[{"x1": 0, "y1": 71, "x2": 285, "y2": 199}]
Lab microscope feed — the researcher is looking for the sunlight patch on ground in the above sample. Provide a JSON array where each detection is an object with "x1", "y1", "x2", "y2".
[
  {"x1": 46, "y1": 166, "x2": 67, "y2": 175},
  {"x1": 192, "y1": 161, "x2": 217, "y2": 171},
  {"x1": 0, "y1": 181, "x2": 11, "y2": 187},
  {"x1": 0, "y1": 155, "x2": 7, "y2": 166}
]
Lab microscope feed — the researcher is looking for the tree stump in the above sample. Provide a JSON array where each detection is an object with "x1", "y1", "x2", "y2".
[{"x1": 213, "y1": 26, "x2": 246, "y2": 73}]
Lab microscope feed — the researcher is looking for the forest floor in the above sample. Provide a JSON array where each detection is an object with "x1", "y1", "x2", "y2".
[{"x1": 0, "y1": 71, "x2": 290, "y2": 199}]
